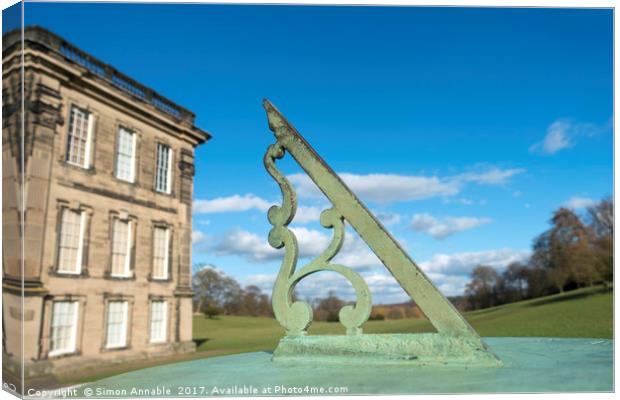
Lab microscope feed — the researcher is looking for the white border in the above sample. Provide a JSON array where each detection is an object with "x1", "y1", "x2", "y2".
[{"x1": 0, "y1": 1, "x2": 615, "y2": 400}]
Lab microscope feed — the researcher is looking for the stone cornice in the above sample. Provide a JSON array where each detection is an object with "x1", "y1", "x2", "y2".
[{"x1": 3, "y1": 26, "x2": 211, "y2": 147}]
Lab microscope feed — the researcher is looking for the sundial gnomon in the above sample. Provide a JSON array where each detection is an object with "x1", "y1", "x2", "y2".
[{"x1": 263, "y1": 99, "x2": 500, "y2": 366}]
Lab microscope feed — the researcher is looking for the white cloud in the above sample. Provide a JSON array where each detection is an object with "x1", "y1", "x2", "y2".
[
  {"x1": 210, "y1": 229, "x2": 280, "y2": 262},
  {"x1": 243, "y1": 247, "x2": 530, "y2": 301},
  {"x1": 244, "y1": 271, "x2": 410, "y2": 304},
  {"x1": 243, "y1": 274, "x2": 277, "y2": 294},
  {"x1": 192, "y1": 230, "x2": 209, "y2": 245},
  {"x1": 410, "y1": 213, "x2": 491, "y2": 239},
  {"x1": 332, "y1": 233, "x2": 382, "y2": 271},
  {"x1": 363, "y1": 273, "x2": 411, "y2": 303},
  {"x1": 193, "y1": 194, "x2": 326, "y2": 225},
  {"x1": 192, "y1": 166, "x2": 523, "y2": 222},
  {"x1": 530, "y1": 120, "x2": 573, "y2": 154},
  {"x1": 530, "y1": 118, "x2": 611, "y2": 155},
  {"x1": 192, "y1": 262, "x2": 230, "y2": 276},
  {"x1": 288, "y1": 173, "x2": 459, "y2": 203},
  {"x1": 204, "y1": 226, "x2": 381, "y2": 271},
  {"x1": 564, "y1": 196, "x2": 596, "y2": 210},
  {"x1": 196, "y1": 224, "x2": 528, "y2": 298},
  {"x1": 420, "y1": 248, "x2": 530, "y2": 296},
  {"x1": 294, "y1": 206, "x2": 323, "y2": 223},
  {"x1": 419, "y1": 248, "x2": 530, "y2": 277},
  {"x1": 441, "y1": 197, "x2": 487, "y2": 206},
  {"x1": 287, "y1": 167, "x2": 523, "y2": 205},
  {"x1": 194, "y1": 194, "x2": 272, "y2": 214},
  {"x1": 208, "y1": 227, "x2": 332, "y2": 262},
  {"x1": 290, "y1": 227, "x2": 334, "y2": 257},
  {"x1": 455, "y1": 167, "x2": 525, "y2": 185}
]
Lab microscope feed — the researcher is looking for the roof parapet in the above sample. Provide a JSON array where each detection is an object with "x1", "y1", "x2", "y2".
[{"x1": 4, "y1": 26, "x2": 209, "y2": 142}]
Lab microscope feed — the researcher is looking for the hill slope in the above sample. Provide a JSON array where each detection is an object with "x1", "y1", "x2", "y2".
[{"x1": 193, "y1": 286, "x2": 613, "y2": 353}]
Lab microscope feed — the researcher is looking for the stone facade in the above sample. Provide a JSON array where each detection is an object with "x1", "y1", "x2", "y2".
[{"x1": 2, "y1": 27, "x2": 210, "y2": 389}]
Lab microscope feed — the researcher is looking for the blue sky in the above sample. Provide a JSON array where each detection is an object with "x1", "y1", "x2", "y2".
[{"x1": 9, "y1": 4, "x2": 613, "y2": 303}]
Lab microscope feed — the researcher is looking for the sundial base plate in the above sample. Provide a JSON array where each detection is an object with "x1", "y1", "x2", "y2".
[
  {"x1": 82, "y1": 337, "x2": 612, "y2": 396},
  {"x1": 273, "y1": 333, "x2": 501, "y2": 367}
]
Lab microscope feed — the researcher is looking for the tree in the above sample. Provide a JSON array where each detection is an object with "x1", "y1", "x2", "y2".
[
  {"x1": 192, "y1": 264, "x2": 274, "y2": 317},
  {"x1": 591, "y1": 233, "x2": 613, "y2": 284},
  {"x1": 314, "y1": 291, "x2": 345, "y2": 322},
  {"x1": 587, "y1": 198, "x2": 613, "y2": 284},
  {"x1": 461, "y1": 197, "x2": 612, "y2": 306},
  {"x1": 587, "y1": 197, "x2": 613, "y2": 239},
  {"x1": 531, "y1": 208, "x2": 598, "y2": 291},
  {"x1": 241, "y1": 285, "x2": 261, "y2": 316},
  {"x1": 241, "y1": 285, "x2": 272, "y2": 317},
  {"x1": 525, "y1": 266, "x2": 551, "y2": 299},
  {"x1": 203, "y1": 304, "x2": 221, "y2": 319},
  {"x1": 503, "y1": 261, "x2": 529, "y2": 301},
  {"x1": 464, "y1": 265, "x2": 502, "y2": 310},
  {"x1": 404, "y1": 305, "x2": 422, "y2": 318},
  {"x1": 387, "y1": 307, "x2": 405, "y2": 319},
  {"x1": 192, "y1": 264, "x2": 243, "y2": 314}
]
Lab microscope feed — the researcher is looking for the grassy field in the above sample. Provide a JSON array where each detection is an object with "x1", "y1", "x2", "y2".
[
  {"x1": 57, "y1": 285, "x2": 611, "y2": 385},
  {"x1": 193, "y1": 285, "x2": 613, "y2": 354}
]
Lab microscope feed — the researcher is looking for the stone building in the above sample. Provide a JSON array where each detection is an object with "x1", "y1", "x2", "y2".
[{"x1": 2, "y1": 26, "x2": 210, "y2": 387}]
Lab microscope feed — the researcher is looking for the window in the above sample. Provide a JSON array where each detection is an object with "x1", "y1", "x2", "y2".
[
  {"x1": 105, "y1": 301, "x2": 128, "y2": 349},
  {"x1": 155, "y1": 143, "x2": 172, "y2": 193},
  {"x1": 111, "y1": 219, "x2": 132, "y2": 277},
  {"x1": 116, "y1": 127, "x2": 136, "y2": 182},
  {"x1": 66, "y1": 106, "x2": 93, "y2": 168},
  {"x1": 149, "y1": 300, "x2": 167, "y2": 343},
  {"x1": 57, "y1": 208, "x2": 85, "y2": 274},
  {"x1": 152, "y1": 227, "x2": 169, "y2": 280},
  {"x1": 50, "y1": 301, "x2": 79, "y2": 356}
]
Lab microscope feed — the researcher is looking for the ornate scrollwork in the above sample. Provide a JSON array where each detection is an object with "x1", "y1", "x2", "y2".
[
  {"x1": 264, "y1": 143, "x2": 372, "y2": 336},
  {"x1": 262, "y1": 99, "x2": 498, "y2": 365}
]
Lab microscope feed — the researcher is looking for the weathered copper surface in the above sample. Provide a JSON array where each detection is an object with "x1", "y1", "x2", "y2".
[
  {"x1": 262, "y1": 99, "x2": 499, "y2": 365},
  {"x1": 82, "y1": 338, "x2": 613, "y2": 394}
]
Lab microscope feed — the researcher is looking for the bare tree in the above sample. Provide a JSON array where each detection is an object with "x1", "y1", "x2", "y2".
[
  {"x1": 587, "y1": 198, "x2": 613, "y2": 285},
  {"x1": 192, "y1": 264, "x2": 273, "y2": 316},
  {"x1": 465, "y1": 265, "x2": 502, "y2": 309},
  {"x1": 314, "y1": 291, "x2": 345, "y2": 322},
  {"x1": 587, "y1": 197, "x2": 613, "y2": 239},
  {"x1": 503, "y1": 261, "x2": 529, "y2": 300}
]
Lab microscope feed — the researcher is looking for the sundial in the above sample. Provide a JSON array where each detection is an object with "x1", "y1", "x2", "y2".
[
  {"x1": 262, "y1": 99, "x2": 499, "y2": 366},
  {"x1": 78, "y1": 100, "x2": 612, "y2": 396}
]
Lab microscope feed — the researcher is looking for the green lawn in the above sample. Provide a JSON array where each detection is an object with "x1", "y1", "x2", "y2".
[
  {"x1": 193, "y1": 285, "x2": 613, "y2": 355},
  {"x1": 56, "y1": 286, "x2": 611, "y2": 386}
]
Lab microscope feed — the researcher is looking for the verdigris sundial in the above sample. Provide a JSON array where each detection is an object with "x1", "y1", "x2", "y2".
[{"x1": 262, "y1": 99, "x2": 500, "y2": 366}]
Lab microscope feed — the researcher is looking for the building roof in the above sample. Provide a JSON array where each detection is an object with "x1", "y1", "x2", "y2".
[{"x1": 3, "y1": 26, "x2": 211, "y2": 144}]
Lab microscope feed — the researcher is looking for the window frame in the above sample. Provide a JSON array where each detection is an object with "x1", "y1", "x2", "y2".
[
  {"x1": 105, "y1": 300, "x2": 129, "y2": 349},
  {"x1": 110, "y1": 218, "x2": 133, "y2": 278},
  {"x1": 65, "y1": 105, "x2": 94, "y2": 169},
  {"x1": 115, "y1": 126, "x2": 137, "y2": 183},
  {"x1": 48, "y1": 300, "x2": 79, "y2": 357},
  {"x1": 149, "y1": 300, "x2": 168, "y2": 344},
  {"x1": 151, "y1": 226, "x2": 170, "y2": 281},
  {"x1": 56, "y1": 208, "x2": 86, "y2": 275},
  {"x1": 155, "y1": 143, "x2": 173, "y2": 194}
]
